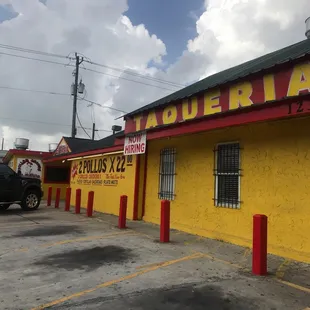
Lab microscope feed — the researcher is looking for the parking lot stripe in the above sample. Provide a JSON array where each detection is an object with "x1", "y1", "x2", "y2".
[
  {"x1": 198, "y1": 252, "x2": 244, "y2": 269},
  {"x1": 31, "y1": 252, "x2": 203, "y2": 310},
  {"x1": 277, "y1": 279, "x2": 310, "y2": 294},
  {"x1": 275, "y1": 259, "x2": 291, "y2": 279}
]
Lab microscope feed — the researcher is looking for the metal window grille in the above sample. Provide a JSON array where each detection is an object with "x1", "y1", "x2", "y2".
[
  {"x1": 158, "y1": 148, "x2": 176, "y2": 200},
  {"x1": 214, "y1": 142, "x2": 241, "y2": 208}
]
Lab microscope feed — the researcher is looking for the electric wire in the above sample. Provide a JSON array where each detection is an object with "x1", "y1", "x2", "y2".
[
  {"x1": 84, "y1": 59, "x2": 185, "y2": 88},
  {"x1": 79, "y1": 97, "x2": 128, "y2": 114},
  {"x1": 0, "y1": 43, "x2": 71, "y2": 59},
  {"x1": 0, "y1": 43, "x2": 184, "y2": 88},
  {"x1": 0, "y1": 84, "x2": 125, "y2": 115},
  {"x1": 76, "y1": 109, "x2": 91, "y2": 139},
  {"x1": 0, "y1": 85, "x2": 69, "y2": 96},
  {"x1": 0, "y1": 51, "x2": 71, "y2": 66},
  {"x1": 0, "y1": 51, "x2": 178, "y2": 92},
  {"x1": 81, "y1": 66, "x2": 177, "y2": 92},
  {"x1": 0, "y1": 116, "x2": 112, "y2": 132}
]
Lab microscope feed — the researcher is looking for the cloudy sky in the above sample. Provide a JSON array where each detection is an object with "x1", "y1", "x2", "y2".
[{"x1": 0, "y1": 0, "x2": 308, "y2": 151}]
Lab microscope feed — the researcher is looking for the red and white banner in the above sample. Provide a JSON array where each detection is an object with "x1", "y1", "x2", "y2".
[{"x1": 124, "y1": 133, "x2": 146, "y2": 155}]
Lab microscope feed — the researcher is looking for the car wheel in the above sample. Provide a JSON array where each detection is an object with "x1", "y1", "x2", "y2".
[
  {"x1": 0, "y1": 204, "x2": 10, "y2": 211},
  {"x1": 21, "y1": 190, "x2": 41, "y2": 211}
]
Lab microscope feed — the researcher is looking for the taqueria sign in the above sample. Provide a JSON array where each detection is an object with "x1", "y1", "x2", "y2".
[{"x1": 125, "y1": 62, "x2": 310, "y2": 133}]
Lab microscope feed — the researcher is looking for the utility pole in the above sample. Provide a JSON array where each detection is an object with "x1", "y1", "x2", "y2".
[
  {"x1": 1, "y1": 138, "x2": 4, "y2": 150},
  {"x1": 92, "y1": 123, "x2": 96, "y2": 140},
  {"x1": 71, "y1": 53, "x2": 84, "y2": 138}
]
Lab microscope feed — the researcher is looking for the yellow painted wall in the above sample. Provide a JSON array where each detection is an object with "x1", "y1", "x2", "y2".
[
  {"x1": 42, "y1": 183, "x2": 68, "y2": 200},
  {"x1": 70, "y1": 153, "x2": 137, "y2": 219},
  {"x1": 144, "y1": 117, "x2": 310, "y2": 263}
]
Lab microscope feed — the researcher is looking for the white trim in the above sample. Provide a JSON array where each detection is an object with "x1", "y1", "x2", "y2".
[
  {"x1": 214, "y1": 141, "x2": 241, "y2": 209},
  {"x1": 66, "y1": 151, "x2": 124, "y2": 161}
]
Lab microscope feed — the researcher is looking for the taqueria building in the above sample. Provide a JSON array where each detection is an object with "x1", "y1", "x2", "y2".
[{"x1": 44, "y1": 39, "x2": 310, "y2": 263}]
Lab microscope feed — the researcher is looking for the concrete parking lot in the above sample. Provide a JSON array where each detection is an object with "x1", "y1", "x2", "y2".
[{"x1": 0, "y1": 202, "x2": 309, "y2": 310}]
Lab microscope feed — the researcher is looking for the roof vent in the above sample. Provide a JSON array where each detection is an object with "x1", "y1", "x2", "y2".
[
  {"x1": 14, "y1": 138, "x2": 29, "y2": 150},
  {"x1": 49, "y1": 143, "x2": 58, "y2": 152},
  {"x1": 306, "y1": 17, "x2": 310, "y2": 39}
]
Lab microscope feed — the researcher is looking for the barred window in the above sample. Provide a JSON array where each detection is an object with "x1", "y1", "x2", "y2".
[
  {"x1": 158, "y1": 148, "x2": 176, "y2": 200},
  {"x1": 214, "y1": 142, "x2": 241, "y2": 208}
]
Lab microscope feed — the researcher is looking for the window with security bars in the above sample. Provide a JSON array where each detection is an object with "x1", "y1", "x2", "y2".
[
  {"x1": 158, "y1": 148, "x2": 176, "y2": 200},
  {"x1": 214, "y1": 142, "x2": 241, "y2": 208}
]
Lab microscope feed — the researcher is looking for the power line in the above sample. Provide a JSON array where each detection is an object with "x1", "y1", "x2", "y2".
[
  {"x1": 0, "y1": 50, "x2": 180, "y2": 93},
  {"x1": 0, "y1": 43, "x2": 71, "y2": 59},
  {"x1": 0, "y1": 84, "x2": 128, "y2": 115},
  {"x1": 0, "y1": 43, "x2": 185, "y2": 89},
  {"x1": 76, "y1": 109, "x2": 91, "y2": 139},
  {"x1": 0, "y1": 85, "x2": 69, "y2": 96},
  {"x1": 0, "y1": 52, "x2": 178, "y2": 93},
  {"x1": 0, "y1": 51, "x2": 71, "y2": 66},
  {"x1": 0, "y1": 116, "x2": 113, "y2": 132},
  {"x1": 81, "y1": 66, "x2": 177, "y2": 92},
  {"x1": 84, "y1": 59, "x2": 185, "y2": 88},
  {"x1": 79, "y1": 97, "x2": 128, "y2": 114}
]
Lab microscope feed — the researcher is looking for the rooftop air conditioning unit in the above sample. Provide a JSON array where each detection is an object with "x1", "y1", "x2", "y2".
[{"x1": 14, "y1": 138, "x2": 29, "y2": 150}]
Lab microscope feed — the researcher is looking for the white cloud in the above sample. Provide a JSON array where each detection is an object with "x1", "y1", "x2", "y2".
[
  {"x1": 190, "y1": 0, "x2": 309, "y2": 77},
  {"x1": 0, "y1": 0, "x2": 309, "y2": 151}
]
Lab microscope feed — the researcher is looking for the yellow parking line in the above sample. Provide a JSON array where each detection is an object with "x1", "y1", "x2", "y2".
[
  {"x1": 31, "y1": 252, "x2": 204, "y2": 310},
  {"x1": 193, "y1": 251, "x2": 310, "y2": 294},
  {"x1": 277, "y1": 279, "x2": 310, "y2": 294},
  {"x1": 198, "y1": 252, "x2": 244, "y2": 269},
  {"x1": 275, "y1": 259, "x2": 291, "y2": 279}
]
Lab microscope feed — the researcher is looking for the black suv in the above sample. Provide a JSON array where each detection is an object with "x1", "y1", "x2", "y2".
[{"x1": 0, "y1": 163, "x2": 43, "y2": 211}]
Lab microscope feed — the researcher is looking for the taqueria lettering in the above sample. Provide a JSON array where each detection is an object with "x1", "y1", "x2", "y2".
[{"x1": 126, "y1": 62, "x2": 310, "y2": 133}]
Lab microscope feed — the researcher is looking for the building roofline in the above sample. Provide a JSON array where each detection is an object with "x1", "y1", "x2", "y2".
[
  {"x1": 124, "y1": 39, "x2": 310, "y2": 118},
  {"x1": 43, "y1": 145, "x2": 123, "y2": 163},
  {"x1": 3, "y1": 149, "x2": 52, "y2": 164}
]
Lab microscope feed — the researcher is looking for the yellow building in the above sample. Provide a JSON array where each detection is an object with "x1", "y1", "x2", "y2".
[
  {"x1": 121, "y1": 39, "x2": 310, "y2": 263},
  {"x1": 43, "y1": 39, "x2": 310, "y2": 264},
  {"x1": 43, "y1": 131, "x2": 142, "y2": 219}
]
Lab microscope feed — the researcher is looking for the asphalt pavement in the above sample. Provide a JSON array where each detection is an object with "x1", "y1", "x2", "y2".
[{"x1": 0, "y1": 202, "x2": 308, "y2": 310}]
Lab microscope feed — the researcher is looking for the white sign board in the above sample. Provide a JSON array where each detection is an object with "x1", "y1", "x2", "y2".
[
  {"x1": 124, "y1": 133, "x2": 146, "y2": 155},
  {"x1": 16, "y1": 158, "x2": 43, "y2": 179}
]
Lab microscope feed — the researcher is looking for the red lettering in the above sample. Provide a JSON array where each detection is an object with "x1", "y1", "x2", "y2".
[{"x1": 141, "y1": 143, "x2": 145, "y2": 153}]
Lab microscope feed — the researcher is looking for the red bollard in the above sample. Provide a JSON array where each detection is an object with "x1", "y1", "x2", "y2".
[
  {"x1": 160, "y1": 200, "x2": 170, "y2": 243},
  {"x1": 87, "y1": 191, "x2": 94, "y2": 217},
  {"x1": 65, "y1": 187, "x2": 71, "y2": 212},
  {"x1": 75, "y1": 189, "x2": 81, "y2": 214},
  {"x1": 47, "y1": 186, "x2": 52, "y2": 207},
  {"x1": 252, "y1": 214, "x2": 268, "y2": 276},
  {"x1": 55, "y1": 188, "x2": 61, "y2": 209},
  {"x1": 118, "y1": 195, "x2": 128, "y2": 229}
]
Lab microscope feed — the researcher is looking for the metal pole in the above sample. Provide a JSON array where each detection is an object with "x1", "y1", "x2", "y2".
[
  {"x1": 1, "y1": 138, "x2": 3, "y2": 150},
  {"x1": 92, "y1": 123, "x2": 95, "y2": 140},
  {"x1": 71, "y1": 53, "x2": 83, "y2": 138}
]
